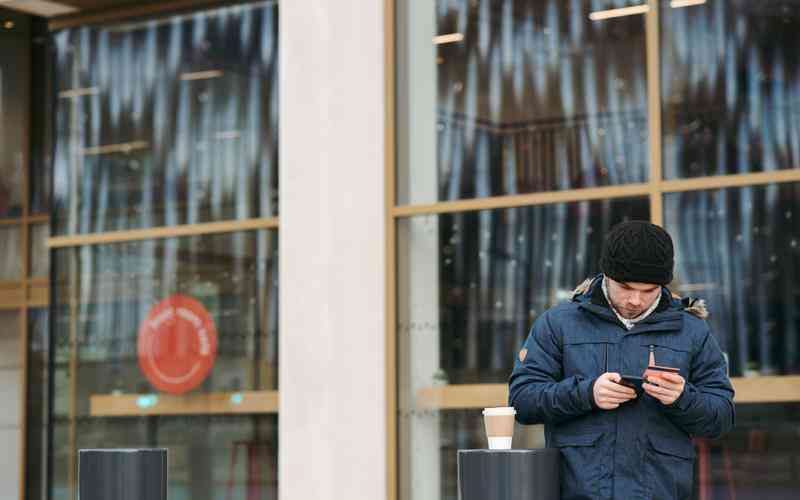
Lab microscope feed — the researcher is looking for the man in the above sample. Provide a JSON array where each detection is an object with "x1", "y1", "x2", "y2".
[{"x1": 509, "y1": 221, "x2": 734, "y2": 500}]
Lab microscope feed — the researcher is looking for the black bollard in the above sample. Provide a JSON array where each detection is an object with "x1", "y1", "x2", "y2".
[
  {"x1": 458, "y1": 449, "x2": 559, "y2": 500},
  {"x1": 79, "y1": 448, "x2": 168, "y2": 500}
]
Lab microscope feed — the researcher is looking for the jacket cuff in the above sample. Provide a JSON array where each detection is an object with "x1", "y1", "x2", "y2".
[
  {"x1": 667, "y1": 382, "x2": 696, "y2": 412},
  {"x1": 586, "y1": 377, "x2": 600, "y2": 410}
]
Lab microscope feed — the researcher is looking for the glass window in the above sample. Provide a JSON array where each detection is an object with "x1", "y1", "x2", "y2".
[
  {"x1": 664, "y1": 182, "x2": 800, "y2": 377},
  {"x1": 51, "y1": 230, "x2": 278, "y2": 399},
  {"x1": 48, "y1": 415, "x2": 278, "y2": 500},
  {"x1": 30, "y1": 18, "x2": 54, "y2": 216},
  {"x1": 665, "y1": 182, "x2": 800, "y2": 497},
  {"x1": 29, "y1": 224, "x2": 50, "y2": 279},
  {"x1": 0, "y1": 19, "x2": 30, "y2": 219},
  {"x1": 0, "y1": 310, "x2": 20, "y2": 369},
  {"x1": 693, "y1": 403, "x2": 800, "y2": 498},
  {"x1": 397, "y1": 0, "x2": 650, "y2": 205},
  {"x1": 50, "y1": 229, "x2": 278, "y2": 499},
  {"x1": 51, "y1": 1, "x2": 279, "y2": 235},
  {"x1": 0, "y1": 226, "x2": 22, "y2": 280},
  {"x1": 397, "y1": 196, "x2": 649, "y2": 500},
  {"x1": 661, "y1": 0, "x2": 800, "y2": 178},
  {"x1": 26, "y1": 308, "x2": 49, "y2": 500}
]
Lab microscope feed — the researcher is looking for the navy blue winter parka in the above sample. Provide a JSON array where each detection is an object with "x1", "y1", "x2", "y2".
[{"x1": 508, "y1": 275, "x2": 735, "y2": 500}]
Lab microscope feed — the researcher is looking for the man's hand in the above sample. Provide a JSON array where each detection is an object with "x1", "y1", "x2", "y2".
[
  {"x1": 593, "y1": 372, "x2": 637, "y2": 410},
  {"x1": 643, "y1": 372, "x2": 685, "y2": 405}
]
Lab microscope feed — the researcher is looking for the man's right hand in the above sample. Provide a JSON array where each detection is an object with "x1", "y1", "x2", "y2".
[{"x1": 593, "y1": 372, "x2": 637, "y2": 410}]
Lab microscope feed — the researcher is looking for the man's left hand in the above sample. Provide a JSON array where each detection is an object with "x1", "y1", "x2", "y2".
[{"x1": 643, "y1": 372, "x2": 685, "y2": 405}]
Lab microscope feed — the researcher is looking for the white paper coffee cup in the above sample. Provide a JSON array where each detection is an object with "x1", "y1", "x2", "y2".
[{"x1": 483, "y1": 407, "x2": 516, "y2": 450}]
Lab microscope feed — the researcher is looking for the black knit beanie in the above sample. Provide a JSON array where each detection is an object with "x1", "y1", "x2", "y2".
[{"x1": 600, "y1": 221, "x2": 674, "y2": 286}]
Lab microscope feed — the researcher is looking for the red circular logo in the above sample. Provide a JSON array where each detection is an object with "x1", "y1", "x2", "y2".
[{"x1": 137, "y1": 294, "x2": 218, "y2": 395}]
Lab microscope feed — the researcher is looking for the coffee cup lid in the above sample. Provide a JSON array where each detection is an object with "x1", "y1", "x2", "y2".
[{"x1": 482, "y1": 407, "x2": 516, "y2": 416}]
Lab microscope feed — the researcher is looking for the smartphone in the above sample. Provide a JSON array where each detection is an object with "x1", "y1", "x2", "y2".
[{"x1": 618, "y1": 375, "x2": 644, "y2": 394}]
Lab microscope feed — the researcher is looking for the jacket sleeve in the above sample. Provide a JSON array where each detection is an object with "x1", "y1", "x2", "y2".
[
  {"x1": 508, "y1": 311, "x2": 596, "y2": 425},
  {"x1": 661, "y1": 326, "x2": 735, "y2": 438}
]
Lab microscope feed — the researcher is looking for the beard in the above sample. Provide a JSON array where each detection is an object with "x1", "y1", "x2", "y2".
[
  {"x1": 619, "y1": 307, "x2": 645, "y2": 319},
  {"x1": 609, "y1": 299, "x2": 647, "y2": 319}
]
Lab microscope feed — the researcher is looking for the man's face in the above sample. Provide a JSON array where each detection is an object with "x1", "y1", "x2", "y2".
[{"x1": 606, "y1": 277, "x2": 661, "y2": 319}]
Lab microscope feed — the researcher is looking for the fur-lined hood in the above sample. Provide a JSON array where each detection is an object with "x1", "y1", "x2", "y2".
[
  {"x1": 680, "y1": 297, "x2": 709, "y2": 320},
  {"x1": 572, "y1": 276, "x2": 709, "y2": 319}
]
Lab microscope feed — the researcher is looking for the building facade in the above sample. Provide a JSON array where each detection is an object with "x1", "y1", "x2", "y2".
[{"x1": 0, "y1": 1, "x2": 798, "y2": 499}]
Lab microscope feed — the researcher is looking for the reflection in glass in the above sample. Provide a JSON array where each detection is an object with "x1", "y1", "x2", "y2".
[
  {"x1": 30, "y1": 19, "x2": 54, "y2": 215},
  {"x1": 692, "y1": 403, "x2": 800, "y2": 498},
  {"x1": 52, "y1": 1, "x2": 279, "y2": 235},
  {"x1": 51, "y1": 420, "x2": 68, "y2": 500},
  {"x1": 662, "y1": 0, "x2": 800, "y2": 178},
  {"x1": 0, "y1": 226, "x2": 22, "y2": 280},
  {"x1": 0, "y1": 29, "x2": 29, "y2": 218},
  {"x1": 50, "y1": 415, "x2": 278, "y2": 500},
  {"x1": 0, "y1": 310, "x2": 20, "y2": 369},
  {"x1": 51, "y1": 230, "x2": 278, "y2": 404},
  {"x1": 397, "y1": 0, "x2": 649, "y2": 205},
  {"x1": 30, "y1": 224, "x2": 50, "y2": 279},
  {"x1": 664, "y1": 183, "x2": 800, "y2": 377},
  {"x1": 49, "y1": 230, "x2": 278, "y2": 498},
  {"x1": 397, "y1": 197, "x2": 648, "y2": 500},
  {"x1": 400, "y1": 197, "x2": 648, "y2": 385},
  {"x1": 26, "y1": 309, "x2": 48, "y2": 500}
]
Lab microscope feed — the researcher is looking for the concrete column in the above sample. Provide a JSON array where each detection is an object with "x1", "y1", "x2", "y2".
[{"x1": 279, "y1": 2, "x2": 386, "y2": 500}]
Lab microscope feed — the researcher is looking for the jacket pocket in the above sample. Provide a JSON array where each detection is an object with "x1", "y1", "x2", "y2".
[
  {"x1": 564, "y1": 332, "x2": 611, "y2": 379},
  {"x1": 552, "y1": 432, "x2": 609, "y2": 500},
  {"x1": 645, "y1": 434, "x2": 695, "y2": 500},
  {"x1": 641, "y1": 336, "x2": 691, "y2": 375},
  {"x1": 552, "y1": 432, "x2": 603, "y2": 447}
]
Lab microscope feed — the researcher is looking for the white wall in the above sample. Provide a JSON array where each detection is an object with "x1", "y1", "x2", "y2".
[
  {"x1": 279, "y1": 1, "x2": 387, "y2": 500},
  {"x1": 0, "y1": 312, "x2": 21, "y2": 500}
]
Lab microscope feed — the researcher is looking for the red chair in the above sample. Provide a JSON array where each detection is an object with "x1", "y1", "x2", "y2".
[
  {"x1": 694, "y1": 437, "x2": 710, "y2": 500},
  {"x1": 226, "y1": 441, "x2": 273, "y2": 500}
]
